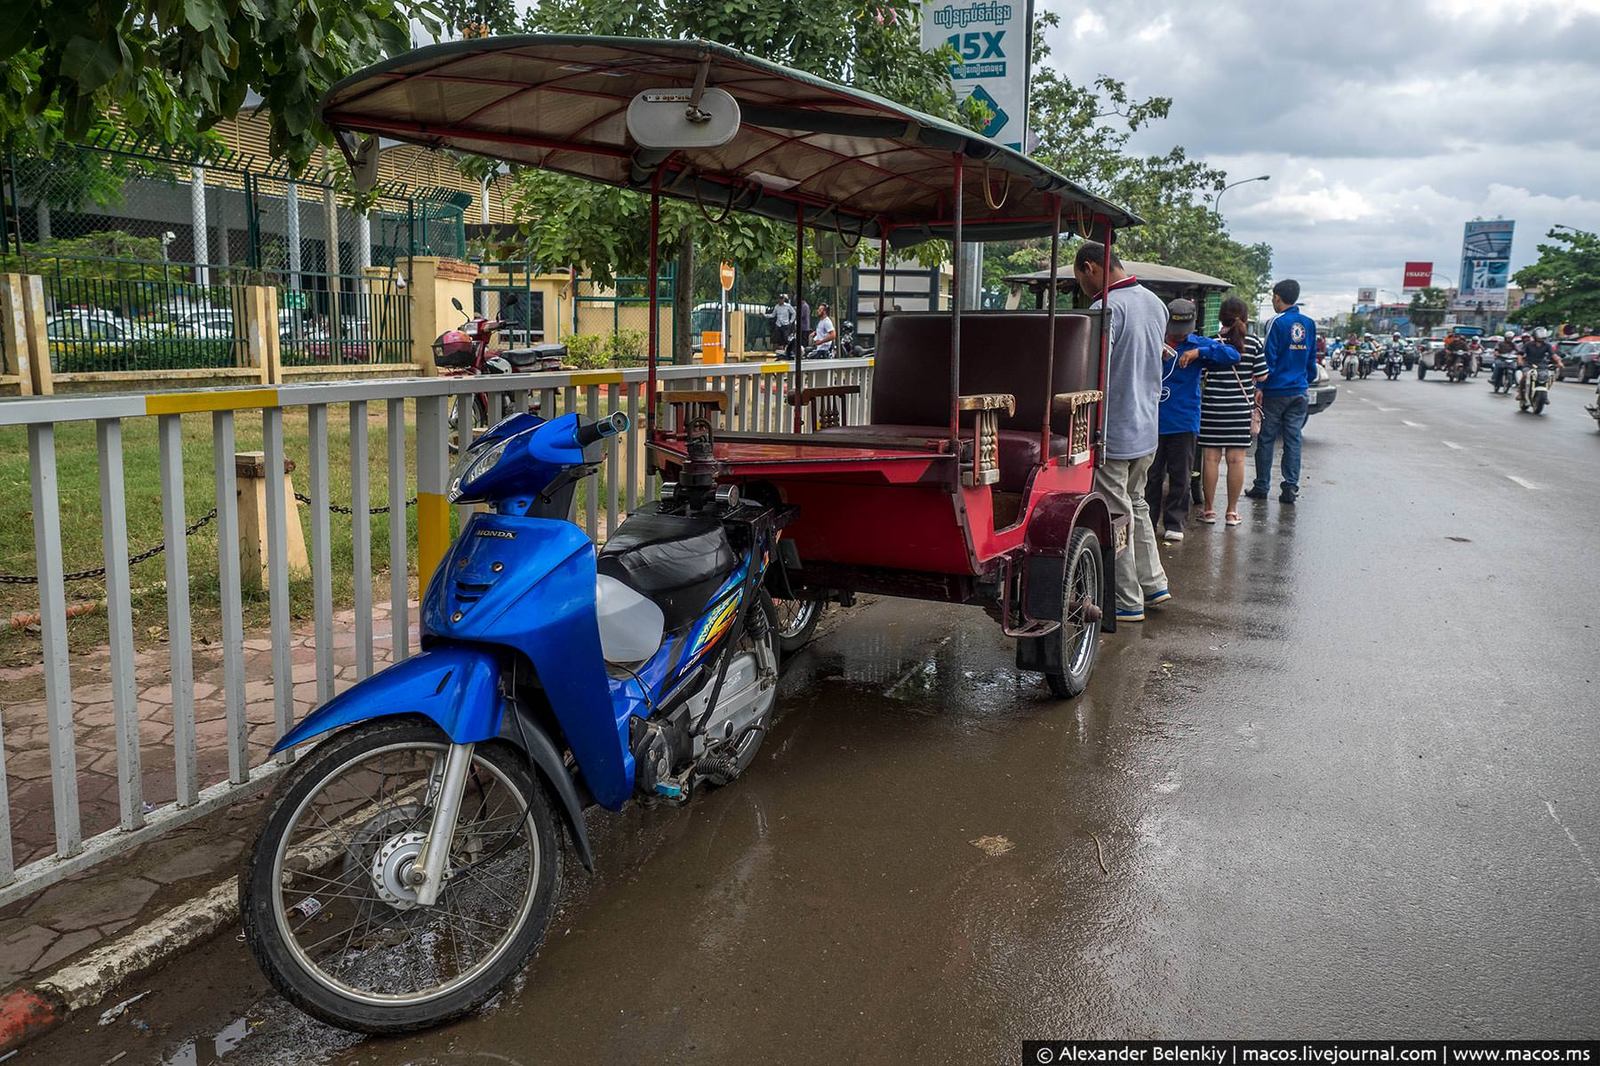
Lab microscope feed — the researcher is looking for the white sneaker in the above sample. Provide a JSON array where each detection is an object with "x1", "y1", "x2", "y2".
[{"x1": 1162, "y1": 529, "x2": 1184, "y2": 543}]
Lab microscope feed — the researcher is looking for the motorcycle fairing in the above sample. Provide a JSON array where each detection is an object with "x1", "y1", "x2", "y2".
[
  {"x1": 423, "y1": 512, "x2": 633, "y2": 809},
  {"x1": 271, "y1": 646, "x2": 504, "y2": 752}
]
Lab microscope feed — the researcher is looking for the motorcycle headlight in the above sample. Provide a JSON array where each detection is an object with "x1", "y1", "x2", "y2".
[{"x1": 449, "y1": 435, "x2": 515, "y2": 501}]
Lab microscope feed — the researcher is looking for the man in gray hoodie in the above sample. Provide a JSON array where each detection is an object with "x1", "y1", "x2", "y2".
[{"x1": 1072, "y1": 242, "x2": 1171, "y2": 623}]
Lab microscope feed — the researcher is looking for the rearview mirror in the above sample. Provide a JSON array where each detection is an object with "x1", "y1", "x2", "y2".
[{"x1": 451, "y1": 297, "x2": 464, "y2": 313}]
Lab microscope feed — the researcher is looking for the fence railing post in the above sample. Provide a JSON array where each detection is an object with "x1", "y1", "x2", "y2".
[{"x1": 415, "y1": 395, "x2": 450, "y2": 593}]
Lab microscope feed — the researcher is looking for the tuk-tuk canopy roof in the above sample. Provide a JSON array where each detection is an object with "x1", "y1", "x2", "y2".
[
  {"x1": 1005, "y1": 259, "x2": 1233, "y2": 292},
  {"x1": 321, "y1": 35, "x2": 1141, "y2": 247}
]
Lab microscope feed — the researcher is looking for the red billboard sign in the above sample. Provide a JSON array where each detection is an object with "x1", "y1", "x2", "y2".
[{"x1": 1403, "y1": 262, "x2": 1433, "y2": 293}]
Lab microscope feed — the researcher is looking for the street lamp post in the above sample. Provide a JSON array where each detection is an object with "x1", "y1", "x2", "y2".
[{"x1": 1214, "y1": 175, "x2": 1270, "y2": 217}]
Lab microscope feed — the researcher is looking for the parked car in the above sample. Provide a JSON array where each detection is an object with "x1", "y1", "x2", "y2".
[
  {"x1": 169, "y1": 308, "x2": 236, "y2": 340},
  {"x1": 1557, "y1": 336, "x2": 1600, "y2": 384},
  {"x1": 1308, "y1": 360, "x2": 1338, "y2": 416},
  {"x1": 46, "y1": 308, "x2": 157, "y2": 340},
  {"x1": 301, "y1": 321, "x2": 376, "y2": 363}
]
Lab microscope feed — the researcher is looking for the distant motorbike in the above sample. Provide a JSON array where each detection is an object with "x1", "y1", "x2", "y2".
[
  {"x1": 1343, "y1": 347, "x2": 1371, "y2": 380},
  {"x1": 1518, "y1": 363, "x2": 1555, "y2": 415},
  {"x1": 804, "y1": 320, "x2": 870, "y2": 360},
  {"x1": 1489, "y1": 353, "x2": 1517, "y2": 394},
  {"x1": 435, "y1": 294, "x2": 566, "y2": 453},
  {"x1": 1381, "y1": 347, "x2": 1404, "y2": 380},
  {"x1": 1586, "y1": 382, "x2": 1600, "y2": 431}
]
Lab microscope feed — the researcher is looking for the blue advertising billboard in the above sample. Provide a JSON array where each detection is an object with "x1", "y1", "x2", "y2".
[
  {"x1": 1453, "y1": 220, "x2": 1514, "y2": 312},
  {"x1": 921, "y1": 1, "x2": 1033, "y2": 151}
]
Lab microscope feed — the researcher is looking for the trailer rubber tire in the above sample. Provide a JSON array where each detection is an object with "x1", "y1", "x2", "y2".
[{"x1": 1045, "y1": 528, "x2": 1104, "y2": 700}]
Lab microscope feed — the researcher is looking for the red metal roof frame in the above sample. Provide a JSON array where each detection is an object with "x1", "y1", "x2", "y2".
[{"x1": 320, "y1": 35, "x2": 1140, "y2": 246}]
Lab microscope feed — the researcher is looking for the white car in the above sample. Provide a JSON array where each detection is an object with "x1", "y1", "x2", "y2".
[{"x1": 169, "y1": 309, "x2": 236, "y2": 339}]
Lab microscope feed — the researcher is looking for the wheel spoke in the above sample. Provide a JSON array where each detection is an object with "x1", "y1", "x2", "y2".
[{"x1": 267, "y1": 741, "x2": 541, "y2": 1007}]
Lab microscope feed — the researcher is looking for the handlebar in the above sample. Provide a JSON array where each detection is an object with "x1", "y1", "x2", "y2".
[{"x1": 575, "y1": 411, "x2": 631, "y2": 447}]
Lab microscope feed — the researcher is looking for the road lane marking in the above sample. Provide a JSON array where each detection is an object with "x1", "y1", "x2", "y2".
[
  {"x1": 1376, "y1": 406, "x2": 1399, "y2": 412},
  {"x1": 1546, "y1": 800, "x2": 1600, "y2": 889},
  {"x1": 1401, "y1": 420, "x2": 1427, "y2": 428},
  {"x1": 1507, "y1": 475, "x2": 1542, "y2": 490},
  {"x1": 1441, "y1": 440, "x2": 1464, "y2": 450}
]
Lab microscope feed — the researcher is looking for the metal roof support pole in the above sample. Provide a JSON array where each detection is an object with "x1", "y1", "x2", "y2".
[
  {"x1": 793, "y1": 202, "x2": 805, "y2": 434},
  {"x1": 1041, "y1": 197, "x2": 1062, "y2": 459},
  {"x1": 948, "y1": 153, "x2": 964, "y2": 451},
  {"x1": 646, "y1": 173, "x2": 662, "y2": 450},
  {"x1": 876, "y1": 219, "x2": 887, "y2": 328}
]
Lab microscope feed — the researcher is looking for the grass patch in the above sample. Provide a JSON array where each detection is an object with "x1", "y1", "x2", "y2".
[{"x1": 0, "y1": 390, "x2": 648, "y2": 666}]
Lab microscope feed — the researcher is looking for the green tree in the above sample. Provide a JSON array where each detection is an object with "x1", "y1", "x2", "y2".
[
  {"x1": 1407, "y1": 286, "x2": 1449, "y2": 331},
  {"x1": 1014, "y1": 12, "x2": 1273, "y2": 306},
  {"x1": 513, "y1": 0, "x2": 959, "y2": 360},
  {"x1": 0, "y1": 0, "x2": 439, "y2": 171},
  {"x1": 1512, "y1": 226, "x2": 1600, "y2": 330}
]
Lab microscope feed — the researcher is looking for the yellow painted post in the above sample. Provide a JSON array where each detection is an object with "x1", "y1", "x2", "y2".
[
  {"x1": 21, "y1": 274, "x2": 53, "y2": 395},
  {"x1": 0, "y1": 274, "x2": 36, "y2": 395},
  {"x1": 242, "y1": 285, "x2": 272, "y2": 384},
  {"x1": 415, "y1": 395, "x2": 451, "y2": 593}
]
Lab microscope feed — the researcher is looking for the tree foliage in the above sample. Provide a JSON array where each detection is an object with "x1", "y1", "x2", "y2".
[
  {"x1": 1407, "y1": 286, "x2": 1449, "y2": 331},
  {"x1": 1016, "y1": 12, "x2": 1273, "y2": 306},
  {"x1": 510, "y1": 0, "x2": 960, "y2": 357},
  {"x1": 0, "y1": 0, "x2": 439, "y2": 172},
  {"x1": 1512, "y1": 227, "x2": 1600, "y2": 330}
]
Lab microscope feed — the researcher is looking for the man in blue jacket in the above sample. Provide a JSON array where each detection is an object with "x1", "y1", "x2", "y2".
[
  {"x1": 1246, "y1": 279, "x2": 1318, "y2": 505},
  {"x1": 1146, "y1": 298, "x2": 1240, "y2": 541}
]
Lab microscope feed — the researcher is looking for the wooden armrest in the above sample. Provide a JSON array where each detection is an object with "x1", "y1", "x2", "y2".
[
  {"x1": 1051, "y1": 389, "x2": 1104, "y2": 410},
  {"x1": 958, "y1": 393, "x2": 1016, "y2": 415},
  {"x1": 660, "y1": 389, "x2": 726, "y2": 411},
  {"x1": 786, "y1": 385, "x2": 862, "y2": 405}
]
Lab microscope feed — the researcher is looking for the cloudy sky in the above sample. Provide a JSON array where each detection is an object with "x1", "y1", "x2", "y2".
[{"x1": 1041, "y1": 0, "x2": 1600, "y2": 316}]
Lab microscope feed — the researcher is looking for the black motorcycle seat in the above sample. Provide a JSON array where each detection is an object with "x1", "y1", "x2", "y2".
[
  {"x1": 502, "y1": 343, "x2": 566, "y2": 369},
  {"x1": 596, "y1": 512, "x2": 738, "y2": 632}
]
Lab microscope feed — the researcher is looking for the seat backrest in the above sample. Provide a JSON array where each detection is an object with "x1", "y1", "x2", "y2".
[{"x1": 872, "y1": 312, "x2": 1100, "y2": 434}]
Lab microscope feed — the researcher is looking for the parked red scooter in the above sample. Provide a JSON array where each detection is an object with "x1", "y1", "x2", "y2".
[{"x1": 434, "y1": 294, "x2": 567, "y2": 452}]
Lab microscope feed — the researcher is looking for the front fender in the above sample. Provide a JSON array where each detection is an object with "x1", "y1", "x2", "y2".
[{"x1": 272, "y1": 647, "x2": 503, "y2": 753}]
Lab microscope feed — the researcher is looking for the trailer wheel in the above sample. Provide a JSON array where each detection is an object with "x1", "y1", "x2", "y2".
[
  {"x1": 1045, "y1": 528, "x2": 1104, "y2": 699},
  {"x1": 1417, "y1": 364, "x2": 1427, "y2": 380}
]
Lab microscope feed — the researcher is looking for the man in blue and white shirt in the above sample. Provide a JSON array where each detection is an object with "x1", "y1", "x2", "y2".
[{"x1": 1247, "y1": 279, "x2": 1317, "y2": 505}]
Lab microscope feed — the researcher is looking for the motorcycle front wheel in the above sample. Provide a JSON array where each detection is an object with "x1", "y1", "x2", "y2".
[{"x1": 241, "y1": 718, "x2": 562, "y2": 1034}]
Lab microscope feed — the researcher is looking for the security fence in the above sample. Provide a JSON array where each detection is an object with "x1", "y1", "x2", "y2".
[
  {"x1": 0, "y1": 138, "x2": 467, "y2": 374},
  {"x1": 0, "y1": 357, "x2": 875, "y2": 907}
]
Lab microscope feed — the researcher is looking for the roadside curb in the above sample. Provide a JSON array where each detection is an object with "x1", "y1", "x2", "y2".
[{"x1": 0, "y1": 877, "x2": 239, "y2": 1055}]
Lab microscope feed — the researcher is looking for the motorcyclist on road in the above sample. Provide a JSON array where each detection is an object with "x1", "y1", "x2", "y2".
[
  {"x1": 1496, "y1": 331, "x2": 1517, "y2": 356},
  {"x1": 1519, "y1": 328, "x2": 1561, "y2": 370}
]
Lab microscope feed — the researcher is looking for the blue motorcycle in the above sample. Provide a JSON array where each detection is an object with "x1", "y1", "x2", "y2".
[{"x1": 240, "y1": 410, "x2": 788, "y2": 1033}]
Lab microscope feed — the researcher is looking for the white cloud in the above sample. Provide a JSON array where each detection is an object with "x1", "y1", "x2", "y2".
[
  {"x1": 1034, "y1": 0, "x2": 1600, "y2": 314},
  {"x1": 1070, "y1": 11, "x2": 1106, "y2": 38}
]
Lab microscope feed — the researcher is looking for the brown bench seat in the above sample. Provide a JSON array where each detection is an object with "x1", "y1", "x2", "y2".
[{"x1": 815, "y1": 311, "x2": 1098, "y2": 492}]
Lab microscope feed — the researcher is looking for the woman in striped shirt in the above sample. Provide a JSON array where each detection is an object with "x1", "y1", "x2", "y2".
[{"x1": 1197, "y1": 296, "x2": 1267, "y2": 526}]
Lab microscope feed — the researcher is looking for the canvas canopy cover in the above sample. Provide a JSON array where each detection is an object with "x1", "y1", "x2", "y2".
[{"x1": 321, "y1": 35, "x2": 1140, "y2": 247}]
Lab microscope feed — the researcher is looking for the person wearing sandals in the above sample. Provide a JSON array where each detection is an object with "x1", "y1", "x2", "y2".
[
  {"x1": 1197, "y1": 297, "x2": 1267, "y2": 527},
  {"x1": 1146, "y1": 298, "x2": 1240, "y2": 542}
]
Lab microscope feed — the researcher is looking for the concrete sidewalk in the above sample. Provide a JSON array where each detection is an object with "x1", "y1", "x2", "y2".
[{"x1": 0, "y1": 600, "x2": 419, "y2": 1052}]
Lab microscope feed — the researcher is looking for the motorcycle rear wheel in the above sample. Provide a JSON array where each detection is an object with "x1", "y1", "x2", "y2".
[
  {"x1": 241, "y1": 719, "x2": 562, "y2": 1035},
  {"x1": 772, "y1": 596, "x2": 823, "y2": 656},
  {"x1": 699, "y1": 592, "x2": 781, "y2": 785}
]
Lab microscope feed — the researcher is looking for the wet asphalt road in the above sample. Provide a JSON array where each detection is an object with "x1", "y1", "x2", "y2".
[{"x1": 19, "y1": 372, "x2": 1600, "y2": 1065}]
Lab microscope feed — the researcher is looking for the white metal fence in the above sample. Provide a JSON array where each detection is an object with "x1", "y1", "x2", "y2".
[{"x1": 0, "y1": 357, "x2": 874, "y2": 907}]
